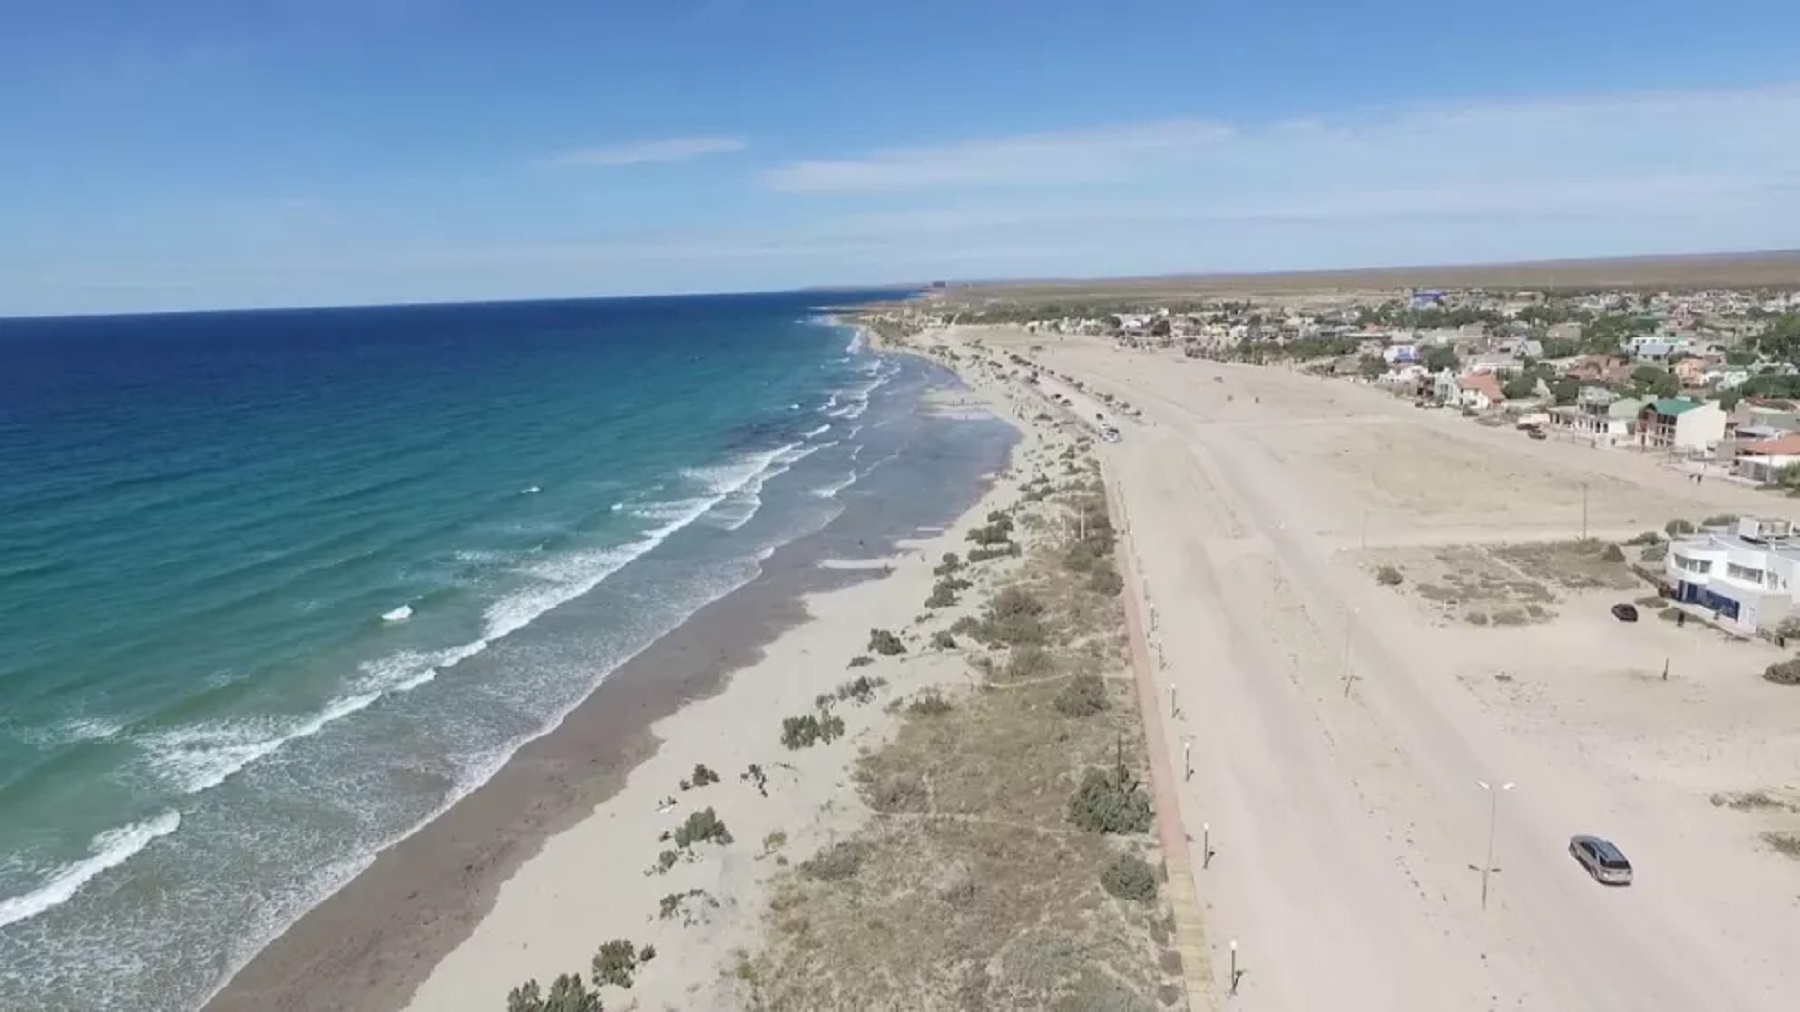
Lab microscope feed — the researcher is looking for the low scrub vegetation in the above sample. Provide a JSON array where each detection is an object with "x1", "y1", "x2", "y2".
[
  {"x1": 929, "y1": 629, "x2": 956, "y2": 650},
  {"x1": 1068, "y1": 767, "x2": 1153, "y2": 834},
  {"x1": 1054, "y1": 673, "x2": 1109, "y2": 717},
  {"x1": 867, "y1": 628, "x2": 906, "y2": 655},
  {"x1": 1763, "y1": 658, "x2": 1800, "y2": 685},
  {"x1": 592, "y1": 938, "x2": 655, "y2": 989},
  {"x1": 1375, "y1": 565, "x2": 1404, "y2": 586},
  {"x1": 975, "y1": 586, "x2": 1049, "y2": 646},
  {"x1": 800, "y1": 839, "x2": 870, "y2": 882},
  {"x1": 781, "y1": 709, "x2": 847, "y2": 749},
  {"x1": 673, "y1": 807, "x2": 733, "y2": 849},
  {"x1": 907, "y1": 688, "x2": 952, "y2": 715},
  {"x1": 1099, "y1": 853, "x2": 1159, "y2": 902},
  {"x1": 820, "y1": 673, "x2": 887, "y2": 707},
  {"x1": 678, "y1": 763, "x2": 719, "y2": 791},
  {"x1": 506, "y1": 974, "x2": 603, "y2": 1012}
]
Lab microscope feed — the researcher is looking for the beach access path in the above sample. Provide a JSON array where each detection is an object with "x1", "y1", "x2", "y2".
[{"x1": 937, "y1": 325, "x2": 1800, "y2": 1012}]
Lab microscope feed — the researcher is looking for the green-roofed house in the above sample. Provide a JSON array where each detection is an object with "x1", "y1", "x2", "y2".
[{"x1": 1637, "y1": 397, "x2": 1727, "y2": 452}]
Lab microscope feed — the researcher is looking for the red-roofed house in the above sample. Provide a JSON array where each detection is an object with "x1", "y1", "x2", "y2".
[
  {"x1": 1457, "y1": 372, "x2": 1506, "y2": 411},
  {"x1": 1733, "y1": 434, "x2": 1800, "y2": 482}
]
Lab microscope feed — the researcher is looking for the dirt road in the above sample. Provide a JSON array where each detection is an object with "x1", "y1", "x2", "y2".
[{"x1": 957, "y1": 331, "x2": 1800, "y2": 1011}]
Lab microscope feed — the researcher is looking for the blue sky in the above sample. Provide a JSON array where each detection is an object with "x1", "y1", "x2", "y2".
[{"x1": 4, "y1": 0, "x2": 1800, "y2": 315}]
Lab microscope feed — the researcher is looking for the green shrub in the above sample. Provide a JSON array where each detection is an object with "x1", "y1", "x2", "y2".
[
  {"x1": 925, "y1": 583, "x2": 958, "y2": 608},
  {"x1": 672, "y1": 807, "x2": 733, "y2": 848},
  {"x1": 592, "y1": 938, "x2": 642, "y2": 989},
  {"x1": 678, "y1": 763, "x2": 720, "y2": 791},
  {"x1": 1626, "y1": 530, "x2": 1662, "y2": 545},
  {"x1": 868, "y1": 628, "x2": 906, "y2": 655},
  {"x1": 507, "y1": 973, "x2": 603, "y2": 1012},
  {"x1": 930, "y1": 630, "x2": 956, "y2": 650},
  {"x1": 1704, "y1": 513, "x2": 1740, "y2": 527},
  {"x1": 1665, "y1": 518, "x2": 1695, "y2": 536},
  {"x1": 1099, "y1": 853, "x2": 1159, "y2": 902},
  {"x1": 966, "y1": 523, "x2": 1012, "y2": 546},
  {"x1": 967, "y1": 543, "x2": 1021, "y2": 562},
  {"x1": 933, "y1": 552, "x2": 963, "y2": 576},
  {"x1": 1054, "y1": 673, "x2": 1108, "y2": 716},
  {"x1": 659, "y1": 889, "x2": 708, "y2": 920},
  {"x1": 831, "y1": 673, "x2": 887, "y2": 705},
  {"x1": 980, "y1": 587, "x2": 1048, "y2": 645},
  {"x1": 1068, "y1": 768, "x2": 1153, "y2": 834},
  {"x1": 949, "y1": 615, "x2": 981, "y2": 636},
  {"x1": 847, "y1": 654, "x2": 873, "y2": 668},
  {"x1": 1600, "y1": 543, "x2": 1626, "y2": 562},
  {"x1": 780, "y1": 710, "x2": 846, "y2": 749},
  {"x1": 1375, "y1": 565, "x2": 1404, "y2": 586}
]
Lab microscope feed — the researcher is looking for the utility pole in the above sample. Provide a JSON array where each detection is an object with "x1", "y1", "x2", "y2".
[
  {"x1": 1475, "y1": 780, "x2": 1516, "y2": 910},
  {"x1": 1341, "y1": 609, "x2": 1358, "y2": 698}
]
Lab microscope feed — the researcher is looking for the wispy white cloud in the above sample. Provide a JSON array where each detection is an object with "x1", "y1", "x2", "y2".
[
  {"x1": 763, "y1": 120, "x2": 1234, "y2": 193},
  {"x1": 545, "y1": 136, "x2": 747, "y2": 168},
  {"x1": 764, "y1": 84, "x2": 1800, "y2": 204}
]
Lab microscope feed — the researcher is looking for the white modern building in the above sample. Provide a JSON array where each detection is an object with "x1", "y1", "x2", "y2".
[{"x1": 1666, "y1": 517, "x2": 1800, "y2": 634}]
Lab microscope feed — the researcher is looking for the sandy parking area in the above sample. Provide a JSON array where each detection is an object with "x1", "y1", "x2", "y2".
[{"x1": 940, "y1": 324, "x2": 1800, "y2": 1011}]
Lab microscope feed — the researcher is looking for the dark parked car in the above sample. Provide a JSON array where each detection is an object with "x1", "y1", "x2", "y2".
[
  {"x1": 1570, "y1": 835, "x2": 1634, "y2": 885},
  {"x1": 1610, "y1": 603, "x2": 1639, "y2": 623}
]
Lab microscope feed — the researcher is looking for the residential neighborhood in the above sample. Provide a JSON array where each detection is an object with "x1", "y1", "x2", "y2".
[{"x1": 904, "y1": 284, "x2": 1800, "y2": 493}]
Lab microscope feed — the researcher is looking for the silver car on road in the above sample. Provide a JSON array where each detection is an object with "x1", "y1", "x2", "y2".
[{"x1": 1569, "y1": 834, "x2": 1634, "y2": 885}]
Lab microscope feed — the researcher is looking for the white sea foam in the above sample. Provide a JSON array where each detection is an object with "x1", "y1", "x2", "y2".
[
  {"x1": 135, "y1": 445, "x2": 808, "y2": 801},
  {"x1": 802, "y1": 423, "x2": 832, "y2": 439},
  {"x1": 0, "y1": 810, "x2": 181, "y2": 929},
  {"x1": 710, "y1": 442, "x2": 833, "y2": 532},
  {"x1": 812, "y1": 470, "x2": 860, "y2": 498},
  {"x1": 381, "y1": 605, "x2": 413, "y2": 623},
  {"x1": 143, "y1": 692, "x2": 382, "y2": 795},
  {"x1": 521, "y1": 485, "x2": 541, "y2": 495}
]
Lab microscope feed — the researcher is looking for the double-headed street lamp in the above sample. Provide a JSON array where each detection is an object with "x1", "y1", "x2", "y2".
[{"x1": 1475, "y1": 779, "x2": 1516, "y2": 910}]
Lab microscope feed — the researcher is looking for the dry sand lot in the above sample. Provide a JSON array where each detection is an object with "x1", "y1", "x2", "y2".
[{"x1": 938, "y1": 325, "x2": 1800, "y2": 1011}]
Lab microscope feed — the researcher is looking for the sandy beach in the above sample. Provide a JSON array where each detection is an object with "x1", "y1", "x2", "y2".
[
  {"x1": 934, "y1": 321, "x2": 1800, "y2": 1011},
  {"x1": 399, "y1": 387, "x2": 1049, "y2": 1012}
]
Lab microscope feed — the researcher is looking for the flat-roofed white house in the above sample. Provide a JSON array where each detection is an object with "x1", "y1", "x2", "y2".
[{"x1": 1666, "y1": 517, "x2": 1800, "y2": 634}]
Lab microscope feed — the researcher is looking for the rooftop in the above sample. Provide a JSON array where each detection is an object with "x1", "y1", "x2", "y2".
[
  {"x1": 1740, "y1": 434, "x2": 1800, "y2": 455},
  {"x1": 1647, "y1": 398, "x2": 1703, "y2": 416}
]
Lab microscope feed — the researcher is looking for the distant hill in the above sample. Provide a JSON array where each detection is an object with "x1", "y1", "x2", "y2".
[{"x1": 925, "y1": 249, "x2": 1800, "y2": 300}]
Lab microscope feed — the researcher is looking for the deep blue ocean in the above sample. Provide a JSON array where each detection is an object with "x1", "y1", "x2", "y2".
[{"x1": 0, "y1": 292, "x2": 979, "y2": 1010}]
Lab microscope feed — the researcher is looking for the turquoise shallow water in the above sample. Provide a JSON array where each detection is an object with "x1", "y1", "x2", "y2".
[{"x1": 0, "y1": 292, "x2": 947, "y2": 1009}]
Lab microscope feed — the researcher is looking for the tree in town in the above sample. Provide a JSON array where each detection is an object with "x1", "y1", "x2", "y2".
[
  {"x1": 1630, "y1": 365, "x2": 1678, "y2": 399},
  {"x1": 1422, "y1": 345, "x2": 1460, "y2": 373}
]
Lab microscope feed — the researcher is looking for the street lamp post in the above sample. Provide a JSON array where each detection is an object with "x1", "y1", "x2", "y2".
[
  {"x1": 1341, "y1": 609, "x2": 1359, "y2": 698},
  {"x1": 1476, "y1": 779, "x2": 1516, "y2": 910}
]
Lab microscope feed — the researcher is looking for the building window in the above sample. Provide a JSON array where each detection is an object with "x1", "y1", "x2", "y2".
[
  {"x1": 1727, "y1": 562, "x2": 1763, "y2": 583},
  {"x1": 1673, "y1": 555, "x2": 1711, "y2": 574}
]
